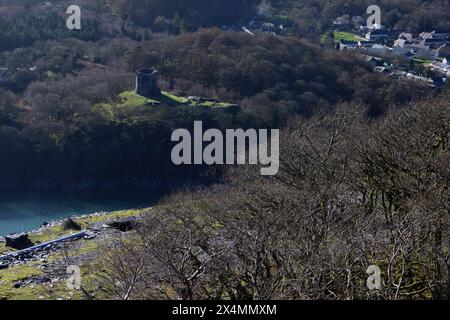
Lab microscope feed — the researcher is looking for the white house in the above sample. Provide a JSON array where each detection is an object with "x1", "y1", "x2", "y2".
[
  {"x1": 398, "y1": 32, "x2": 413, "y2": 41},
  {"x1": 419, "y1": 31, "x2": 435, "y2": 40},
  {"x1": 430, "y1": 58, "x2": 450, "y2": 76},
  {"x1": 333, "y1": 15, "x2": 350, "y2": 26},
  {"x1": 394, "y1": 38, "x2": 406, "y2": 48}
]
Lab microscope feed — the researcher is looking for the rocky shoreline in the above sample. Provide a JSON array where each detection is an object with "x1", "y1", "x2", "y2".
[
  {"x1": 0, "y1": 210, "x2": 142, "y2": 270},
  {"x1": 0, "y1": 198, "x2": 153, "y2": 299},
  {"x1": 1, "y1": 210, "x2": 113, "y2": 238}
]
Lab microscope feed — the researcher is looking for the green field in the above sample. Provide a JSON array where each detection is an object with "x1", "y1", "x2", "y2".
[
  {"x1": 413, "y1": 57, "x2": 432, "y2": 65},
  {"x1": 321, "y1": 31, "x2": 367, "y2": 43}
]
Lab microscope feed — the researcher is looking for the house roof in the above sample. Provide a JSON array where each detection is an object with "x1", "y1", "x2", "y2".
[
  {"x1": 419, "y1": 31, "x2": 435, "y2": 39},
  {"x1": 399, "y1": 32, "x2": 413, "y2": 40}
]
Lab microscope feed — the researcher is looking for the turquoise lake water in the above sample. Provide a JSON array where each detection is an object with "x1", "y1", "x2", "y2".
[{"x1": 0, "y1": 189, "x2": 163, "y2": 236}]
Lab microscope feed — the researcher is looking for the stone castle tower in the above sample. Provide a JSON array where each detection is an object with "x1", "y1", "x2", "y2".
[{"x1": 135, "y1": 68, "x2": 161, "y2": 98}]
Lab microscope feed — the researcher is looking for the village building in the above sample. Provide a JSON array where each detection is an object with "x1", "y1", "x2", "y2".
[
  {"x1": 365, "y1": 29, "x2": 388, "y2": 41},
  {"x1": 364, "y1": 44, "x2": 392, "y2": 56},
  {"x1": 392, "y1": 47, "x2": 415, "y2": 59},
  {"x1": 404, "y1": 72, "x2": 434, "y2": 84},
  {"x1": 338, "y1": 40, "x2": 359, "y2": 50},
  {"x1": 360, "y1": 23, "x2": 385, "y2": 33},
  {"x1": 411, "y1": 43, "x2": 441, "y2": 59},
  {"x1": 394, "y1": 38, "x2": 407, "y2": 48},
  {"x1": 398, "y1": 32, "x2": 413, "y2": 41},
  {"x1": 358, "y1": 40, "x2": 377, "y2": 48},
  {"x1": 390, "y1": 70, "x2": 434, "y2": 85},
  {"x1": 333, "y1": 15, "x2": 350, "y2": 27},
  {"x1": 430, "y1": 58, "x2": 450, "y2": 76},
  {"x1": 419, "y1": 31, "x2": 435, "y2": 40}
]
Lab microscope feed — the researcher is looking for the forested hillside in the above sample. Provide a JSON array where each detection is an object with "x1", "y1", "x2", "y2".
[
  {"x1": 87, "y1": 95, "x2": 450, "y2": 300},
  {"x1": 275, "y1": 0, "x2": 450, "y2": 33},
  {"x1": 0, "y1": 0, "x2": 448, "y2": 302},
  {"x1": 0, "y1": 0, "x2": 448, "y2": 186},
  {"x1": 0, "y1": 30, "x2": 432, "y2": 184},
  {"x1": 111, "y1": 0, "x2": 259, "y2": 29}
]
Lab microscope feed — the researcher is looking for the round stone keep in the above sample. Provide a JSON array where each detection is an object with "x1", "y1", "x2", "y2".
[{"x1": 135, "y1": 68, "x2": 161, "y2": 98}]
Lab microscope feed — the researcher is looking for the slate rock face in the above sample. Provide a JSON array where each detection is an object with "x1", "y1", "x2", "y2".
[
  {"x1": 107, "y1": 218, "x2": 140, "y2": 232},
  {"x1": 5, "y1": 233, "x2": 34, "y2": 250}
]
